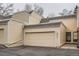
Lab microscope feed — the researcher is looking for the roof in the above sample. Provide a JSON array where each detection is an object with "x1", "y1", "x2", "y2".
[
  {"x1": 0, "y1": 15, "x2": 12, "y2": 19},
  {"x1": 13, "y1": 10, "x2": 34, "y2": 15},
  {"x1": 24, "y1": 21, "x2": 66, "y2": 29},
  {"x1": 48, "y1": 14, "x2": 76, "y2": 20},
  {"x1": 0, "y1": 19, "x2": 9, "y2": 25},
  {"x1": 29, "y1": 10, "x2": 33, "y2": 14},
  {"x1": 13, "y1": 10, "x2": 43, "y2": 19},
  {"x1": 0, "y1": 19, "x2": 9, "y2": 22},
  {"x1": 40, "y1": 14, "x2": 76, "y2": 23},
  {"x1": 3, "y1": 15, "x2": 12, "y2": 19},
  {"x1": 0, "y1": 15, "x2": 4, "y2": 19}
]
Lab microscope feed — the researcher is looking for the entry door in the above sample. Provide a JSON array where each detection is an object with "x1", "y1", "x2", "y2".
[{"x1": 66, "y1": 32, "x2": 71, "y2": 42}]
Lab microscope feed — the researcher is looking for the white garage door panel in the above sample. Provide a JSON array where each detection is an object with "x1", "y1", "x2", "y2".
[
  {"x1": 24, "y1": 32, "x2": 56, "y2": 47},
  {"x1": 0, "y1": 29, "x2": 4, "y2": 44}
]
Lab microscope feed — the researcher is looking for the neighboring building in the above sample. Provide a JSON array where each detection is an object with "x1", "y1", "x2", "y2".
[{"x1": 0, "y1": 7, "x2": 79, "y2": 48}]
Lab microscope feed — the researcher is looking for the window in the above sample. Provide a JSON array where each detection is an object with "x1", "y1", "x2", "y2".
[{"x1": 73, "y1": 32, "x2": 77, "y2": 42}]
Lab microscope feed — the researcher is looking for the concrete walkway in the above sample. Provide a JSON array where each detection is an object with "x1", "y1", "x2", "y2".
[
  {"x1": 61, "y1": 44, "x2": 78, "y2": 49},
  {"x1": 0, "y1": 46, "x2": 79, "y2": 56}
]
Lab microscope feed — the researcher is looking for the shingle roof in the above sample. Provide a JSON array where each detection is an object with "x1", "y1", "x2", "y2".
[
  {"x1": 0, "y1": 15, "x2": 12, "y2": 20},
  {"x1": 0, "y1": 19, "x2": 9, "y2": 25},
  {"x1": 40, "y1": 14, "x2": 76, "y2": 23},
  {"x1": 25, "y1": 21, "x2": 62, "y2": 27}
]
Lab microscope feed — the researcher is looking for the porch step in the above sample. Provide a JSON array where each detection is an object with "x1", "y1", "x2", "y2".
[{"x1": 0, "y1": 44, "x2": 7, "y2": 49}]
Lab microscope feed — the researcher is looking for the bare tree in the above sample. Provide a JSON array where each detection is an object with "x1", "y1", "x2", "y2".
[
  {"x1": 74, "y1": 5, "x2": 78, "y2": 14},
  {"x1": 24, "y1": 4, "x2": 32, "y2": 12},
  {"x1": 59, "y1": 9, "x2": 72, "y2": 16},
  {"x1": 0, "y1": 3, "x2": 14, "y2": 16},
  {"x1": 24, "y1": 4, "x2": 44, "y2": 15},
  {"x1": 34, "y1": 4, "x2": 43, "y2": 15}
]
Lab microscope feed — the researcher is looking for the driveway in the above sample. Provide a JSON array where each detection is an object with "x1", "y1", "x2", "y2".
[{"x1": 0, "y1": 46, "x2": 79, "y2": 56}]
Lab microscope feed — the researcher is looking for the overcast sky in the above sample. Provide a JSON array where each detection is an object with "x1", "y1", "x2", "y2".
[{"x1": 13, "y1": 3, "x2": 77, "y2": 17}]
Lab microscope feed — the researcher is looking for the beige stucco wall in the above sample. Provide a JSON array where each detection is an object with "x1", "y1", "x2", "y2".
[
  {"x1": 11, "y1": 11, "x2": 29, "y2": 24},
  {"x1": 29, "y1": 11, "x2": 42, "y2": 24},
  {"x1": 24, "y1": 23, "x2": 66, "y2": 47},
  {"x1": 59, "y1": 24, "x2": 66, "y2": 46},
  {"x1": 12, "y1": 11, "x2": 42, "y2": 25},
  {"x1": 6, "y1": 20, "x2": 24, "y2": 47},
  {"x1": 50, "y1": 17, "x2": 77, "y2": 32}
]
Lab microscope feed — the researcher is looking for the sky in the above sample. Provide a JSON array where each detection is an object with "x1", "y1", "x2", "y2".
[{"x1": 13, "y1": 3, "x2": 77, "y2": 17}]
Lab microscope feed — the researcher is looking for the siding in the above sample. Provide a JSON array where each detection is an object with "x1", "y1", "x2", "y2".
[
  {"x1": 50, "y1": 17, "x2": 77, "y2": 32},
  {"x1": 29, "y1": 12, "x2": 42, "y2": 24},
  {"x1": 11, "y1": 11, "x2": 29, "y2": 24},
  {"x1": 7, "y1": 20, "x2": 23, "y2": 47},
  {"x1": 60, "y1": 24, "x2": 66, "y2": 46}
]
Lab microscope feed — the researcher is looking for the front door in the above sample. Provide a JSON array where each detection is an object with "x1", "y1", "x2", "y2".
[{"x1": 66, "y1": 32, "x2": 71, "y2": 42}]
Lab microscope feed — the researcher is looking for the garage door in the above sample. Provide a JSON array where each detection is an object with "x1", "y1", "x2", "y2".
[
  {"x1": 0, "y1": 29, "x2": 4, "y2": 44},
  {"x1": 24, "y1": 32, "x2": 56, "y2": 47}
]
